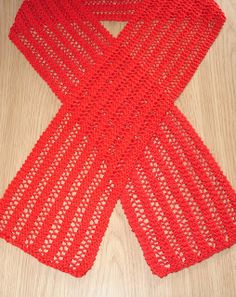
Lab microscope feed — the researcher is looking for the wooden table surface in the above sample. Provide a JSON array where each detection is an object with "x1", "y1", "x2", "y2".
[{"x1": 0, "y1": 1, "x2": 236, "y2": 296}]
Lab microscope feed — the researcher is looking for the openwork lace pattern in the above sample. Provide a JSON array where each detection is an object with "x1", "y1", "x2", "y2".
[{"x1": 1, "y1": 0, "x2": 236, "y2": 278}]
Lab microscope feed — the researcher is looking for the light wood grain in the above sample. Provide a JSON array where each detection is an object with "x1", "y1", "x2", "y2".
[{"x1": 0, "y1": 1, "x2": 236, "y2": 296}]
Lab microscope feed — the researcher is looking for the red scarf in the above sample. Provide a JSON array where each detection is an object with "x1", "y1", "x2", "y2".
[{"x1": 1, "y1": 0, "x2": 236, "y2": 278}]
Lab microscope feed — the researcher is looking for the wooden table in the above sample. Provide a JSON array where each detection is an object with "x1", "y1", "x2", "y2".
[{"x1": 0, "y1": 1, "x2": 236, "y2": 296}]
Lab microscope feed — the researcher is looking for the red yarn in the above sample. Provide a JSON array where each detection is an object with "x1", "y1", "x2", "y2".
[{"x1": 1, "y1": 0, "x2": 236, "y2": 278}]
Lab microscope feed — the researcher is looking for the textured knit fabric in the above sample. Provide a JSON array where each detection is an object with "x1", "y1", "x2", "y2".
[{"x1": 1, "y1": 0, "x2": 236, "y2": 278}]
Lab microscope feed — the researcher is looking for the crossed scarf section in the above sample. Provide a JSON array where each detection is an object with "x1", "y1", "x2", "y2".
[{"x1": 1, "y1": 0, "x2": 236, "y2": 278}]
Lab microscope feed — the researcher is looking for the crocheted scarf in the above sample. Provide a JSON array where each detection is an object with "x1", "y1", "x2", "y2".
[{"x1": 1, "y1": 0, "x2": 236, "y2": 278}]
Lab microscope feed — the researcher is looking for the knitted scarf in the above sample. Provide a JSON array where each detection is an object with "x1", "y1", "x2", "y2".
[{"x1": 1, "y1": 0, "x2": 236, "y2": 278}]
